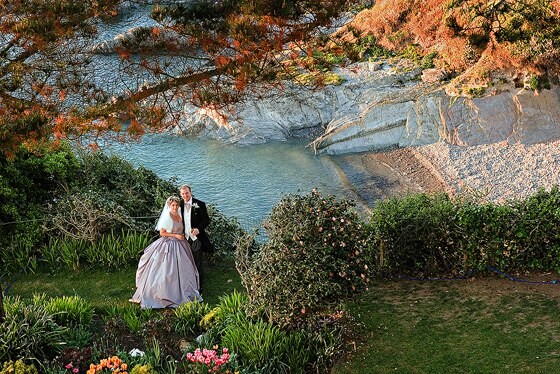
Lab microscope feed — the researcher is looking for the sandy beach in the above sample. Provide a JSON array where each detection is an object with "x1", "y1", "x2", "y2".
[
  {"x1": 415, "y1": 140, "x2": 560, "y2": 203},
  {"x1": 337, "y1": 140, "x2": 560, "y2": 209}
]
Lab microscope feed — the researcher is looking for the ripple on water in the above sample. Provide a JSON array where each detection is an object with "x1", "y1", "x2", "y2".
[{"x1": 105, "y1": 134, "x2": 350, "y2": 229}]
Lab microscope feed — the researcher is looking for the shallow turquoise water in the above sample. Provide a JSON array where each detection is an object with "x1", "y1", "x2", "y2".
[{"x1": 107, "y1": 134, "x2": 349, "y2": 229}]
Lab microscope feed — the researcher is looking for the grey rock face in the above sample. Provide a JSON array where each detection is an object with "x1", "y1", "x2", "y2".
[{"x1": 182, "y1": 61, "x2": 560, "y2": 154}]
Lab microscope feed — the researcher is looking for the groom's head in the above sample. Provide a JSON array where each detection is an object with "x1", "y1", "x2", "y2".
[{"x1": 180, "y1": 185, "x2": 192, "y2": 202}]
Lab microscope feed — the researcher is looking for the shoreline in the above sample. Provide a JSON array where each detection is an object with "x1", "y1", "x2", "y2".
[
  {"x1": 371, "y1": 140, "x2": 560, "y2": 205},
  {"x1": 337, "y1": 139, "x2": 560, "y2": 210}
]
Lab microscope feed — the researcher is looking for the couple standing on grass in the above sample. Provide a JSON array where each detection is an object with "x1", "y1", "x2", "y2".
[{"x1": 129, "y1": 184, "x2": 213, "y2": 309}]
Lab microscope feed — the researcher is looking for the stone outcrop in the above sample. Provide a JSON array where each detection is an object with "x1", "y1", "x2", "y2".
[{"x1": 180, "y1": 61, "x2": 560, "y2": 154}]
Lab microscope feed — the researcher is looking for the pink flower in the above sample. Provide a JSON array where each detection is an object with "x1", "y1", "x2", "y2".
[
  {"x1": 73, "y1": 369, "x2": 79, "y2": 373},
  {"x1": 65, "y1": 363, "x2": 73, "y2": 369}
]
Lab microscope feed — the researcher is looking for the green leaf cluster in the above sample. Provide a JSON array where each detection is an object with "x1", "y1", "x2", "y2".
[
  {"x1": 369, "y1": 187, "x2": 560, "y2": 275},
  {"x1": 237, "y1": 190, "x2": 371, "y2": 326}
]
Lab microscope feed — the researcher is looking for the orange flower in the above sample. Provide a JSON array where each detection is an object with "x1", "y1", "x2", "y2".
[{"x1": 121, "y1": 363, "x2": 128, "y2": 370}]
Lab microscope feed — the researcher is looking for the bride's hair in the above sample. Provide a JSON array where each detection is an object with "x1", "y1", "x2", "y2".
[{"x1": 167, "y1": 196, "x2": 181, "y2": 205}]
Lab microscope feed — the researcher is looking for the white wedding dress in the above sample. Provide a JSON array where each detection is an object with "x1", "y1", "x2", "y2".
[{"x1": 130, "y1": 219, "x2": 201, "y2": 308}]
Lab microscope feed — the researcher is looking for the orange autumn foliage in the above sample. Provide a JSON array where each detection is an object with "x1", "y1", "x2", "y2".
[{"x1": 346, "y1": 0, "x2": 560, "y2": 77}]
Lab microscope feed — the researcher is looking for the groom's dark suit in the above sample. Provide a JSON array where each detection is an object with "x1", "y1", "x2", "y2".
[{"x1": 180, "y1": 197, "x2": 213, "y2": 290}]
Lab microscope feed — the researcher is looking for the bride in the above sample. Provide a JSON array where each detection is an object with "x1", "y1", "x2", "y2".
[{"x1": 130, "y1": 196, "x2": 201, "y2": 308}]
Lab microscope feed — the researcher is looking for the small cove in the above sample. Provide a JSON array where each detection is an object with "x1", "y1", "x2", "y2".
[{"x1": 106, "y1": 134, "x2": 356, "y2": 229}]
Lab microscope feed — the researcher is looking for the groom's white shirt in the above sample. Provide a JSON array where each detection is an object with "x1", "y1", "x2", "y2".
[{"x1": 183, "y1": 198, "x2": 196, "y2": 240}]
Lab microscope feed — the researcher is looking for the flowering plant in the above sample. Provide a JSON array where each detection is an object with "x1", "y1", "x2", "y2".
[
  {"x1": 65, "y1": 362, "x2": 80, "y2": 373},
  {"x1": 86, "y1": 356, "x2": 128, "y2": 374},
  {"x1": 184, "y1": 347, "x2": 235, "y2": 374}
]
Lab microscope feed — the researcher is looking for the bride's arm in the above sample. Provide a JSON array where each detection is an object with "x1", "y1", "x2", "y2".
[{"x1": 160, "y1": 228, "x2": 184, "y2": 240}]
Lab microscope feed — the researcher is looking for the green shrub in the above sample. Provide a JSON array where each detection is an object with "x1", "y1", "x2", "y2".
[
  {"x1": 466, "y1": 86, "x2": 485, "y2": 97},
  {"x1": 60, "y1": 324, "x2": 93, "y2": 349},
  {"x1": 221, "y1": 317, "x2": 290, "y2": 372},
  {"x1": 0, "y1": 297, "x2": 66, "y2": 362},
  {"x1": 484, "y1": 187, "x2": 560, "y2": 270},
  {"x1": 39, "y1": 231, "x2": 151, "y2": 271},
  {"x1": 220, "y1": 315, "x2": 321, "y2": 374},
  {"x1": 420, "y1": 51, "x2": 439, "y2": 69},
  {"x1": 0, "y1": 360, "x2": 38, "y2": 374},
  {"x1": 174, "y1": 300, "x2": 212, "y2": 336},
  {"x1": 86, "y1": 231, "x2": 151, "y2": 269},
  {"x1": 198, "y1": 291, "x2": 249, "y2": 346},
  {"x1": 38, "y1": 238, "x2": 86, "y2": 272},
  {"x1": 130, "y1": 364, "x2": 155, "y2": 374},
  {"x1": 123, "y1": 311, "x2": 143, "y2": 334},
  {"x1": 369, "y1": 193, "x2": 463, "y2": 276},
  {"x1": 74, "y1": 150, "x2": 177, "y2": 232},
  {"x1": 206, "y1": 205, "x2": 247, "y2": 255},
  {"x1": 0, "y1": 144, "x2": 80, "y2": 252},
  {"x1": 237, "y1": 190, "x2": 370, "y2": 326},
  {"x1": 369, "y1": 188, "x2": 560, "y2": 275},
  {"x1": 0, "y1": 240, "x2": 37, "y2": 278},
  {"x1": 39, "y1": 295, "x2": 94, "y2": 327},
  {"x1": 209, "y1": 290, "x2": 249, "y2": 328},
  {"x1": 528, "y1": 75, "x2": 550, "y2": 90}
]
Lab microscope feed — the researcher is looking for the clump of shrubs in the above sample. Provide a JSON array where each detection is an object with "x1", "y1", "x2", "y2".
[
  {"x1": 369, "y1": 187, "x2": 560, "y2": 276},
  {"x1": 237, "y1": 190, "x2": 371, "y2": 326}
]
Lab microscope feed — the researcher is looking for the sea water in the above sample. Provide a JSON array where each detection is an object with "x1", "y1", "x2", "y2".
[{"x1": 107, "y1": 134, "x2": 350, "y2": 229}]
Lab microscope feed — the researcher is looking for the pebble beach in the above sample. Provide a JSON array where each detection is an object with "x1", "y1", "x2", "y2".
[{"x1": 414, "y1": 140, "x2": 560, "y2": 203}]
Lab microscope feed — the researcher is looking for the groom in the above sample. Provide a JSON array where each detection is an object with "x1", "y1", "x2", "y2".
[{"x1": 179, "y1": 184, "x2": 212, "y2": 292}]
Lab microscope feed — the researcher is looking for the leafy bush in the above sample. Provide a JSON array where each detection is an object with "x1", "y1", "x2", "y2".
[
  {"x1": 74, "y1": 150, "x2": 177, "y2": 231},
  {"x1": 369, "y1": 193, "x2": 463, "y2": 276},
  {"x1": 221, "y1": 317, "x2": 310, "y2": 373},
  {"x1": 0, "y1": 297, "x2": 66, "y2": 362},
  {"x1": 206, "y1": 205, "x2": 247, "y2": 255},
  {"x1": 39, "y1": 231, "x2": 151, "y2": 271},
  {"x1": 0, "y1": 144, "x2": 79, "y2": 255},
  {"x1": 220, "y1": 318, "x2": 285, "y2": 372},
  {"x1": 200, "y1": 290, "x2": 249, "y2": 331},
  {"x1": 369, "y1": 188, "x2": 560, "y2": 275},
  {"x1": 36, "y1": 295, "x2": 95, "y2": 327},
  {"x1": 60, "y1": 324, "x2": 93, "y2": 349},
  {"x1": 0, "y1": 360, "x2": 38, "y2": 374},
  {"x1": 420, "y1": 51, "x2": 439, "y2": 69},
  {"x1": 197, "y1": 290, "x2": 250, "y2": 348},
  {"x1": 0, "y1": 240, "x2": 37, "y2": 278},
  {"x1": 237, "y1": 190, "x2": 370, "y2": 326},
  {"x1": 174, "y1": 300, "x2": 212, "y2": 336},
  {"x1": 528, "y1": 75, "x2": 551, "y2": 91}
]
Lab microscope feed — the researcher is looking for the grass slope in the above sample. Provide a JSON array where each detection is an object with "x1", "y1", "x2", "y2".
[
  {"x1": 7, "y1": 262, "x2": 243, "y2": 308},
  {"x1": 334, "y1": 278, "x2": 560, "y2": 373},
  {"x1": 8, "y1": 265, "x2": 560, "y2": 373}
]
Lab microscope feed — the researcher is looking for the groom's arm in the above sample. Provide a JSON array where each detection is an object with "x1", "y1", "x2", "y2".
[{"x1": 196, "y1": 200, "x2": 210, "y2": 231}]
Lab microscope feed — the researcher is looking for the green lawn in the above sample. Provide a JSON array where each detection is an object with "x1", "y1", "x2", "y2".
[
  {"x1": 333, "y1": 278, "x2": 560, "y2": 374},
  {"x1": 7, "y1": 262, "x2": 243, "y2": 308},
  {"x1": 8, "y1": 266, "x2": 560, "y2": 373}
]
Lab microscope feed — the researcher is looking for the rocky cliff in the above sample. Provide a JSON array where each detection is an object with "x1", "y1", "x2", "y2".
[{"x1": 179, "y1": 60, "x2": 560, "y2": 155}]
